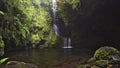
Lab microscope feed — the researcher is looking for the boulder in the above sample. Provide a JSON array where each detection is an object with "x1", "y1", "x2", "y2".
[{"x1": 94, "y1": 46, "x2": 120, "y2": 60}]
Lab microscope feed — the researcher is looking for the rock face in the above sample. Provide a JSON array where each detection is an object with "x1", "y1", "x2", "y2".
[{"x1": 72, "y1": 0, "x2": 120, "y2": 48}]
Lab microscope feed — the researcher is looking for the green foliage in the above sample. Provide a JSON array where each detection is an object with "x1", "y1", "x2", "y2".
[
  {"x1": 45, "y1": 29, "x2": 57, "y2": 47},
  {"x1": 0, "y1": 0, "x2": 57, "y2": 50},
  {"x1": 94, "y1": 46, "x2": 120, "y2": 60},
  {"x1": 28, "y1": 0, "x2": 57, "y2": 48},
  {"x1": 64, "y1": 0, "x2": 80, "y2": 9},
  {"x1": 0, "y1": 0, "x2": 31, "y2": 46},
  {"x1": 31, "y1": 34, "x2": 41, "y2": 44},
  {"x1": 0, "y1": 58, "x2": 8, "y2": 65},
  {"x1": 58, "y1": 0, "x2": 80, "y2": 25}
]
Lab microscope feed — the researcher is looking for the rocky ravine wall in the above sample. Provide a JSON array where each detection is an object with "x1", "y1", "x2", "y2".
[{"x1": 72, "y1": 0, "x2": 120, "y2": 49}]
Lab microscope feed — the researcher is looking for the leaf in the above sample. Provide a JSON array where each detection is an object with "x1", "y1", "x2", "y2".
[
  {"x1": 21, "y1": 28, "x2": 26, "y2": 38},
  {"x1": 0, "y1": 11, "x2": 4, "y2": 15},
  {"x1": 0, "y1": 58, "x2": 9, "y2": 64}
]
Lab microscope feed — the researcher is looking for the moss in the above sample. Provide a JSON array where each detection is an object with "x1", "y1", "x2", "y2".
[
  {"x1": 94, "y1": 46, "x2": 120, "y2": 60},
  {"x1": 95, "y1": 60, "x2": 108, "y2": 68}
]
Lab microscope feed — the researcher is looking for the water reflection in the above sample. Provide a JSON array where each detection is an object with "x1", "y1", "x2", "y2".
[
  {"x1": 6, "y1": 48, "x2": 92, "y2": 68},
  {"x1": 63, "y1": 48, "x2": 72, "y2": 57}
]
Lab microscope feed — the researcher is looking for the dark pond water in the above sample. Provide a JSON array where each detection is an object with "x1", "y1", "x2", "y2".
[{"x1": 5, "y1": 48, "x2": 93, "y2": 68}]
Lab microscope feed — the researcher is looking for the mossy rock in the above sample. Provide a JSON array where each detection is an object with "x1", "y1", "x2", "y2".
[
  {"x1": 94, "y1": 46, "x2": 120, "y2": 60},
  {"x1": 95, "y1": 60, "x2": 108, "y2": 68},
  {"x1": 4, "y1": 61, "x2": 39, "y2": 68},
  {"x1": 91, "y1": 65, "x2": 100, "y2": 68}
]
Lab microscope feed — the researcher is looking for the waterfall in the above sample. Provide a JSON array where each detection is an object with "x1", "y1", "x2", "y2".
[
  {"x1": 52, "y1": 0, "x2": 72, "y2": 48},
  {"x1": 63, "y1": 37, "x2": 72, "y2": 48},
  {"x1": 52, "y1": 0, "x2": 59, "y2": 36}
]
